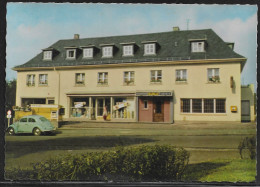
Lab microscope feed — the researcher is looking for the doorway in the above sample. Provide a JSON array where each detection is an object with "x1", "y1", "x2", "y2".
[{"x1": 153, "y1": 98, "x2": 164, "y2": 122}]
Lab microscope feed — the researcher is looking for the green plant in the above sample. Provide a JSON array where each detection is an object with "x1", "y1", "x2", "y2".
[{"x1": 238, "y1": 135, "x2": 256, "y2": 160}]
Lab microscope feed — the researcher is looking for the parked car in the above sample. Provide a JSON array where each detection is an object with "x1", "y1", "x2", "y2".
[{"x1": 6, "y1": 115, "x2": 56, "y2": 136}]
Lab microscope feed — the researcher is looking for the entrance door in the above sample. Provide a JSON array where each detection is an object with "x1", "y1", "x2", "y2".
[
  {"x1": 241, "y1": 100, "x2": 250, "y2": 122},
  {"x1": 153, "y1": 98, "x2": 164, "y2": 122}
]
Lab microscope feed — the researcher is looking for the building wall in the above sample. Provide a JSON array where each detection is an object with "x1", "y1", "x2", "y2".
[
  {"x1": 241, "y1": 84, "x2": 255, "y2": 122},
  {"x1": 16, "y1": 61, "x2": 242, "y2": 122}
]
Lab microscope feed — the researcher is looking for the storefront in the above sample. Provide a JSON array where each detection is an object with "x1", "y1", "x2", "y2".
[{"x1": 136, "y1": 91, "x2": 173, "y2": 123}]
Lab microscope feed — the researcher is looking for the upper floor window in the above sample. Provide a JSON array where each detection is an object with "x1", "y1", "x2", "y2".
[
  {"x1": 102, "y1": 46, "x2": 113, "y2": 57},
  {"x1": 75, "y1": 73, "x2": 85, "y2": 85},
  {"x1": 123, "y1": 45, "x2": 133, "y2": 56},
  {"x1": 66, "y1": 49, "x2": 76, "y2": 59},
  {"x1": 124, "y1": 71, "x2": 134, "y2": 85},
  {"x1": 39, "y1": 74, "x2": 48, "y2": 85},
  {"x1": 191, "y1": 42, "x2": 205, "y2": 52},
  {"x1": 176, "y1": 69, "x2": 187, "y2": 82},
  {"x1": 26, "y1": 74, "x2": 35, "y2": 86},
  {"x1": 150, "y1": 70, "x2": 162, "y2": 83},
  {"x1": 83, "y1": 48, "x2": 93, "y2": 58},
  {"x1": 144, "y1": 43, "x2": 156, "y2": 55},
  {"x1": 98, "y1": 72, "x2": 108, "y2": 85},
  {"x1": 43, "y1": 51, "x2": 52, "y2": 60},
  {"x1": 208, "y1": 68, "x2": 220, "y2": 83}
]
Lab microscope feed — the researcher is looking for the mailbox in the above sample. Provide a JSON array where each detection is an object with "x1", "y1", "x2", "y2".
[{"x1": 230, "y1": 106, "x2": 237, "y2": 112}]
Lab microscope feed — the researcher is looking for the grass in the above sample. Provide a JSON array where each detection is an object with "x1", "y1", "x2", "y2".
[
  {"x1": 5, "y1": 122, "x2": 256, "y2": 181},
  {"x1": 182, "y1": 159, "x2": 256, "y2": 182}
]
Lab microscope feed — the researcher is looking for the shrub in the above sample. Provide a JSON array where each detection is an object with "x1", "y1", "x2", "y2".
[
  {"x1": 6, "y1": 145, "x2": 190, "y2": 181},
  {"x1": 238, "y1": 135, "x2": 256, "y2": 160}
]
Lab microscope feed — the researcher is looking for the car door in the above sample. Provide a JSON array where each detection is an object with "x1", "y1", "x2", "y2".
[
  {"x1": 17, "y1": 117, "x2": 28, "y2": 132},
  {"x1": 28, "y1": 117, "x2": 37, "y2": 132}
]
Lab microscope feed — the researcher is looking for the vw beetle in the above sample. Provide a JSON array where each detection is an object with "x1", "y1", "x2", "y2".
[{"x1": 7, "y1": 115, "x2": 56, "y2": 136}]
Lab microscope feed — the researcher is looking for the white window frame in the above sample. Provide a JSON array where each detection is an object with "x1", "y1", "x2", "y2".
[
  {"x1": 43, "y1": 51, "x2": 52, "y2": 60},
  {"x1": 207, "y1": 68, "x2": 220, "y2": 82},
  {"x1": 180, "y1": 98, "x2": 226, "y2": 114},
  {"x1": 176, "y1": 69, "x2": 187, "y2": 82},
  {"x1": 83, "y1": 48, "x2": 93, "y2": 58},
  {"x1": 124, "y1": 71, "x2": 134, "y2": 84},
  {"x1": 39, "y1": 74, "x2": 48, "y2": 85},
  {"x1": 66, "y1": 49, "x2": 76, "y2": 59},
  {"x1": 144, "y1": 43, "x2": 156, "y2": 55},
  {"x1": 26, "y1": 74, "x2": 35, "y2": 86},
  {"x1": 123, "y1": 45, "x2": 133, "y2": 56},
  {"x1": 150, "y1": 70, "x2": 162, "y2": 83},
  {"x1": 191, "y1": 42, "x2": 205, "y2": 52},
  {"x1": 102, "y1": 46, "x2": 113, "y2": 57},
  {"x1": 75, "y1": 73, "x2": 85, "y2": 85},
  {"x1": 98, "y1": 72, "x2": 108, "y2": 84}
]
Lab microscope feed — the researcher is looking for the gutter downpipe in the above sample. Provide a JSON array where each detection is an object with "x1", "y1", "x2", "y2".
[{"x1": 54, "y1": 67, "x2": 60, "y2": 124}]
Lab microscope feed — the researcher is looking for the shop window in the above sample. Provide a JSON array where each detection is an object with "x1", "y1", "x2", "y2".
[
  {"x1": 192, "y1": 99, "x2": 202, "y2": 113},
  {"x1": 150, "y1": 70, "x2": 162, "y2": 83},
  {"x1": 144, "y1": 43, "x2": 156, "y2": 55},
  {"x1": 71, "y1": 97, "x2": 91, "y2": 118},
  {"x1": 21, "y1": 98, "x2": 46, "y2": 107},
  {"x1": 181, "y1": 99, "x2": 190, "y2": 113},
  {"x1": 98, "y1": 72, "x2": 108, "y2": 85},
  {"x1": 176, "y1": 69, "x2": 187, "y2": 82},
  {"x1": 124, "y1": 71, "x2": 134, "y2": 85},
  {"x1": 48, "y1": 100, "x2": 55, "y2": 104},
  {"x1": 204, "y1": 99, "x2": 214, "y2": 113},
  {"x1": 26, "y1": 74, "x2": 35, "y2": 86},
  {"x1": 39, "y1": 74, "x2": 48, "y2": 85},
  {"x1": 144, "y1": 100, "x2": 148, "y2": 109},
  {"x1": 208, "y1": 68, "x2": 220, "y2": 83},
  {"x1": 75, "y1": 73, "x2": 85, "y2": 85},
  {"x1": 216, "y1": 99, "x2": 226, "y2": 113}
]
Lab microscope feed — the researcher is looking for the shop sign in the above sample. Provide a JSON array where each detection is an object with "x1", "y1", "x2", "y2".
[{"x1": 136, "y1": 92, "x2": 172, "y2": 96}]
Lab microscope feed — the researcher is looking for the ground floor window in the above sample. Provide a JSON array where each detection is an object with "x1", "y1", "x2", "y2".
[
  {"x1": 21, "y1": 98, "x2": 46, "y2": 107},
  {"x1": 70, "y1": 97, "x2": 91, "y2": 118},
  {"x1": 181, "y1": 98, "x2": 226, "y2": 113}
]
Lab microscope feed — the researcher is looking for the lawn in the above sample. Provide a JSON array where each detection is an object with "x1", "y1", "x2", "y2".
[{"x1": 5, "y1": 121, "x2": 256, "y2": 182}]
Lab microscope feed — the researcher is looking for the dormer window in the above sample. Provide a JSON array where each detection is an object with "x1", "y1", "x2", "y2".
[
  {"x1": 144, "y1": 43, "x2": 156, "y2": 55},
  {"x1": 191, "y1": 41, "x2": 205, "y2": 52},
  {"x1": 83, "y1": 48, "x2": 93, "y2": 58},
  {"x1": 66, "y1": 49, "x2": 76, "y2": 59},
  {"x1": 102, "y1": 46, "x2": 113, "y2": 58},
  {"x1": 123, "y1": 45, "x2": 133, "y2": 56},
  {"x1": 43, "y1": 51, "x2": 52, "y2": 60}
]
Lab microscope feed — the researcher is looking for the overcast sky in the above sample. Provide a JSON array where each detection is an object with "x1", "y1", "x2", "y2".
[{"x1": 6, "y1": 3, "x2": 257, "y2": 90}]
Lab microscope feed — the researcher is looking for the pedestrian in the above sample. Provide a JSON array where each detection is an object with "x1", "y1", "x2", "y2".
[{"x1": 103, "y1": 106, "x2": 107, "y2": 120}]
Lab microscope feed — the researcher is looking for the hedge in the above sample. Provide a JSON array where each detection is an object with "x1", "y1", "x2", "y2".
[
  {"x1": 238, "y1": 135, "x2": 256, "y2": 160},
  {"x1": 6, "y1": 145, "x2": 190, "y2": 181}
]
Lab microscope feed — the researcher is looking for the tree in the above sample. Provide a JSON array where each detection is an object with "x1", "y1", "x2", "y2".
[{"x1": 5, "y1": 79, "x2": 16, "y2": 110}]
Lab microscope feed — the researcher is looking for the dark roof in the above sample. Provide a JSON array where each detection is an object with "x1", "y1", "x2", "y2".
[{"x1": 14, "y1": 29, "x2": 245, "y2": 69}]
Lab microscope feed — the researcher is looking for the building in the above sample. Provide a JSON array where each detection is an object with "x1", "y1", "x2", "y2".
[{"x1": 13, "y1": 27, "x2": 253, "y2": 123}]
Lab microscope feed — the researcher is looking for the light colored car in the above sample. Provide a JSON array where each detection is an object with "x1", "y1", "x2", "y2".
[{"x1": 7, "y1": 115, "x2": 56, "y2": 136}]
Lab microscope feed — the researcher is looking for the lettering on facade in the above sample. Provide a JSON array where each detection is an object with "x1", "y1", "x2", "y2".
[{"x1": 136, "y1": 92, "x2": 172, "y2": 96}]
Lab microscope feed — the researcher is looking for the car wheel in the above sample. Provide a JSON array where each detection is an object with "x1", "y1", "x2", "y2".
[
  {"x1": 33, "y1": 127, "x2": 41, "y2": 136},
  {"x1": 7, "y1": 127, "x2": 15, "y2": 136}
]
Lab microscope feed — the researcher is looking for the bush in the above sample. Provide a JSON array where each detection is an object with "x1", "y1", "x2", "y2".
[
  {"x1": 6, "y1": 145, "x2": 190, "y2": 181},
  {"x1": 238, "y1": 135, "x2": 256, "y2": 160}
]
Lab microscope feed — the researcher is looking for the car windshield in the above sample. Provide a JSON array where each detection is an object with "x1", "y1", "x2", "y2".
[{"x1": 39, "y1": 117, "x2": 48, "y2": 122}]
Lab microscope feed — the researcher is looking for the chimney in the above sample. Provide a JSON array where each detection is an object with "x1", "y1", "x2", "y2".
[
  {"x1": 173, "y1": 27, "x2": 180, "y2": 31},
  {"x1": 74, "y1": 34, "x2": 80, "y2": 39}
]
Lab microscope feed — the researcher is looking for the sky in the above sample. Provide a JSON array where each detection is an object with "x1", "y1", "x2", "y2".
[{"x1": 6, "y1": 3, "x2": 257, "y2": 90}]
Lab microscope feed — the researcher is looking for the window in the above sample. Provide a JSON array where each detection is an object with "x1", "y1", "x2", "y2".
[
  {"x1": 144, "y1": 100, "x2": 148, "y2": 109},
  {"x1": 66, "y1": 49, "x2": 76, "y2": 59},
  {"x1": 150, "y1": 70, "x2": 162, "y2": 83},
  {"x1": 123, "y1": 45, "x2": 133, "y2": 56},
  {"x1": 26, "y1": 74, "x2": 35, "y2": 86},
  {"x1": 144, "y1": 43, "x2": 156, "y2": 55},
  {"x1": 208, "y1": 68, "x2": 220, "y2": 83},
  {"x1": 20, "y1": 118, "x2": 27, "y2": 122},
  {"x1": 75, "y1": 73, "x2": 85, "y2": 85},
  {"x1": 191, "y1": 42, "x2": 205, "y2": 52},
  {"x1": 176, "y1": 69, "x2": 187, "y2": 82},
  {"x1": 98, "y1": 72, "x2": 108, "y2": 85},
  {"x1": 181, "y1": 99, "x2": 190, "y2": 113},
  {"x1": 48, "y1": 100, "x2": 55, "y2": 104},
  {"x1": 124, "y1": 71, "x2": 134, "y2": 85},
  {"x1": 28, "y1": 118, "x2": 36, "y2": 122},
  {"x1": 181, "y1": 98, "x2": 226, "y2": 113},
  {"x1": 83, "y1": 48, "x2": 93, "y2": 58},
  {"x1": 43, "y1": 51, "x2": 52, "y2": 60},
  {"x1": 39, "y1": 74, "x2": 48, "y2": 85},
  {"x1": 102, "y1": 46, "x2": 113, "y2": 57}
]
